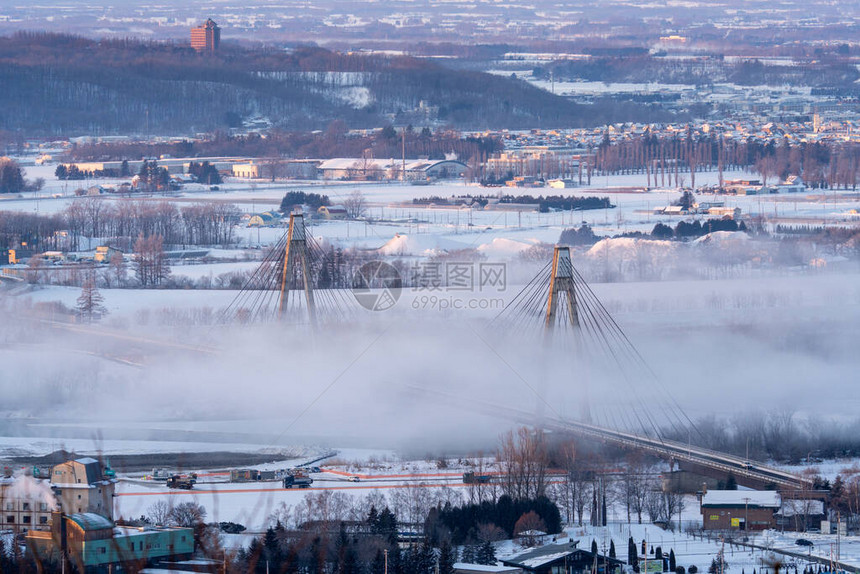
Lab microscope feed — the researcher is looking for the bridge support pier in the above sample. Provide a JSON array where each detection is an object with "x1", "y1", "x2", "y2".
[{"x1": 278, "y1": 212, "x2": 316, "y2": 322}]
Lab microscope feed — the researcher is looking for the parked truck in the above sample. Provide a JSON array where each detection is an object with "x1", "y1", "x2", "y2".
[
  {"x1": 283, "y1": 472, "x2": 313, "y2": 489},
  {"x1": 167, "y1": 474, "x2": 197, "y2": 490},
  {"x1": 463, "y1": 471, "x2": 492, "y2": 484}
]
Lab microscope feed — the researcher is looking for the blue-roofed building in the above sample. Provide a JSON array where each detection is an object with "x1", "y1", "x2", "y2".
[{"x1": 27, "y1": 511, "x2": 194, "y2": 570}]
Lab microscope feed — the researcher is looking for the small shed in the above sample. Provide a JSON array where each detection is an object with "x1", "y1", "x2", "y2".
[{"x1": 318, "y1": 205, "x2": 348, "y2": 219}]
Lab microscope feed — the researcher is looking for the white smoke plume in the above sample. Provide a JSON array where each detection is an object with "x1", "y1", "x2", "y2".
[{"x1": 5, "y1": 471, "x2": 58, "y2": 511}]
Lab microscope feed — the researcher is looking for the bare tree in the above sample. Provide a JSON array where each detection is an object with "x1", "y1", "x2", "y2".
[
  {"x1": 109, "y1": 251, "x2": 127, "y2": 286},
  {"x1": 76, "y1": 276, "x2": 107, "y2": 323},
  {"x1": 498, "y1": 427, "x2": 548, "y2": 500},
  {"x1": 645, "y1": 489, "x2": 663, "y2": 523},
  {"x1": 391, "y1": 482, "x2": 433, "y2": 528},
  {"x1": 663, "y1": 489, "x2": 685, "y2": 526},
  {"x1": 514, "y1": 511, "x2": 547, "y2": 547},
  {"x1": 133, "y1": 234, "x2": 170, "y2": 287},
  {"x1": 466, "y1": 452, "x2": 494, "y2": 505},
  {"x1": 146, "y1": 500, "x2": 171, "y2": 525},
  {"x1": 343, "y1": 189, "x2": 367, "y2": 219},
  {"x1": 168, "y1": 501, "x2": 206, "y2": 527},
  {"x1": 477, "y1": 522, "x2": 506, "y2": 542},
  {"x1": 621, "y1": 458, "x2": 650, "y2": 524}
]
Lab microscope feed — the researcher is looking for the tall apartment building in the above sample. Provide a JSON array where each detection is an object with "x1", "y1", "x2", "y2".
[{"x1": 191, "y1": 19, "x2": 220, "y2": 53}]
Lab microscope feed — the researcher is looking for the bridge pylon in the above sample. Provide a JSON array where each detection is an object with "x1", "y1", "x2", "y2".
[
  {"x1": 544, "y1": 246, "x2": 579, "y2": 330},
  {"x1": 278, "y1": 212, "x2": 316, "y2": 322},
  {"x1": 543, "y1": 245, "x2": 591, "y2": 423}
]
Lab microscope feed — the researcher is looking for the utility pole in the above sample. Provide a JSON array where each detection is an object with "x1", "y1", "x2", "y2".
[
  {"x1": 402, "y1": 128, "x2": 407, "y2": 182},
  {"x1": 384, "y1": 549, "x2": 389, "y2": 574}
]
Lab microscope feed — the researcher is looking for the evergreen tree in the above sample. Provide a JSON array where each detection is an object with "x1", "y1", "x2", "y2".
[
  {"x1": 416, "y1": 542, "x2": 436, "y2": 574},
  {"x1": 629, "y1": 537, "x2": 639, "y2": 570},
  {"x1": 592, "y1": 539, "x2": 599, "y2": 555},
  {"x1": 676, "y1": 190, "x2": 696, "y2": 210},
  {"x1": 309, "y1": 536, "x2": 325, "y2": 574},
  {"x1": 342, "y1": 547, "x2": 360, "y2": 574},
  {"x1": 247, "y1": 537, "x2": 265, "y2": 574},
  {"x1": 477, "y1": 541, "x2": 496, "y2": 565},
  {"x1": 656, "y1": 547, "x2": 663, "y2": 560},
  {"x1": 461, "y1": 543, "x2": 476, "y2": 564},
  {"x1": 439, "y1": 541, "x2": 457, "y2": 574},
  {"x1": 401, "y1": 545, "x2": 418, "y2": 574},
  {"x1": 726, "y1": 474, "x2": 738, "y2": 490},
  {"x1": 263, "y1": 525, "x2": 281, "y2": 568},
  {"x1": 334, "y1": 522, "x2": 349, "y2": 574},
  {"x1": 651, "y1": 222, "x2": 674, "y2": 239},
  {"x1": 367, "y1": 505, "x2": 380, "y2": 531},
  {"x1": 370, "y1": 549, "x2": 386, "y2": 574},
  {"x1": 670, "y1": 549, "x2": 676, "y2": 571},
  {"x1": 610, "y1": 540, "x2": 616, "y2": 559},
  {"x1": 0, "y1": 158, "x2": 25, "y2": 193},
  {"x1": 389, "y1": 544, "x2": 405, "y2": 574},
  {"x1": 378, "y1": 507, "x2": 398, "y2": 544}
]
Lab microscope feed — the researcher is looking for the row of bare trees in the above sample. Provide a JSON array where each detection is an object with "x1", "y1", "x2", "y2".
[
  {"x1": 2, "y1": 199, "x2": 241, "y2": 272},
  {"x1": 62, "y1": 198, "x2": 241, "y2": 251},
  {"x1": 589, "y1": 134, "x2": 860, "y2": 190},
  {"x1": 1, "y1": 198, "x2": 242, "y2": 255},
  {"x1": 491, "y1": 429, "x2": 686, "y2": 530}
]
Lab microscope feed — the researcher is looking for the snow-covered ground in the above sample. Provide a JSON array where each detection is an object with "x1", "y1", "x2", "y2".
[
  {"x1": 2, "y1": 169, "x2": 859, "y2": 569},
  {"x1": 497, "y1": 521, "x2": 858, "y2": 574}
]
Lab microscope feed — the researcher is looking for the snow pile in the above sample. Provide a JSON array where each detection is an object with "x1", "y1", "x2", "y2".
[
  {"x1": 376, "y1": 234, "x2": 470, "y2": 256},
  {"x1": 581, "y1": 237, "x2": 680, "y2": 281},
  {"x1": 476, "y1": 237, "x2": 540, "y2": 258},
  {"x1": 585, "y1": 237, "x2": 677, "y2": 267},
  {"x1": 334, "y1": 86, "x2": 373, "y2": 109},
  {"x1": 586, "y1": 237, "x2": 676, "y2": 258}
]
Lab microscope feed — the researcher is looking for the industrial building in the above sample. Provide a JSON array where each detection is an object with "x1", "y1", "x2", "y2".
[
  {"x1": 62, "y1": 156, "x2": 255, "y2": 177},
  {"x1": 27, "y1": 512, "x2": 194, "y2": 570},
  {"x1": 50, "y1": 458, "x2": 116, "y2": 518},
  {"x1": 700, "y1": 490, "x2": 780, "y2": 531},
  {"x1": 316, "y1": 158, "x2": 467, "y2": 181},
  {"x1": 0, "y1": 475, "x2": 53, "y2": 534},
  {"x1": 0, "y1": 457, "x2": 194, "y2": 570}
]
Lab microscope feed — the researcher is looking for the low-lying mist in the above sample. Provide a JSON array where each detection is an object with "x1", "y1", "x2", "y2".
[{"x1": 1, "y1": 268, "x2": 859, "y2": 458}]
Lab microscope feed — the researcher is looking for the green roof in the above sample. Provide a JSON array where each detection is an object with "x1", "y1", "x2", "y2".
[{"x1": 68, "y1": 513, "x2": 114, "y2": 531}]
